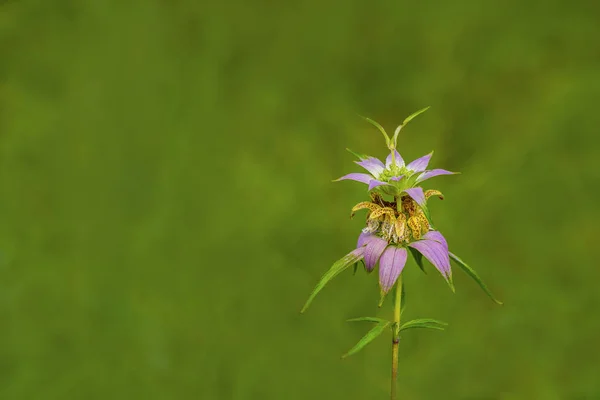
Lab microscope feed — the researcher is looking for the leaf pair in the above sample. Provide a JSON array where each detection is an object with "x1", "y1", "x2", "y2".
[
  {"x1": 342, "y1": 316, "x2": 447, "y2": 358},
  {"x1": 360, "y1": 106, "x2": 431, "y2": 149}
]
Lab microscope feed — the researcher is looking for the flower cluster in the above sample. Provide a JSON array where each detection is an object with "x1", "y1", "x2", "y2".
[
  {"x1": 301, "y1": 112, "x2": 501, "y2": 397},
  {"x1": 340, "y1": 149, "x2": 456, "y2": 296},
  {"x1": 301, "y1": 111, "x2": 501, "y2": 314}
]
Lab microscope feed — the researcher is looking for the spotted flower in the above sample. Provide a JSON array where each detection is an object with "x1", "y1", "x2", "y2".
[
  {"x1": 353, "y1": 192, "x2": 452, "y2": 295},
  {"x1": 301, "y1": 113, "x2": 502, "y2": 314}
]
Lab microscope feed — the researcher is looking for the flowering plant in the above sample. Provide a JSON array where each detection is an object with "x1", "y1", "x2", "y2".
[{"x1": 301, "y1": 108, "x2": 502, "y2": 400}]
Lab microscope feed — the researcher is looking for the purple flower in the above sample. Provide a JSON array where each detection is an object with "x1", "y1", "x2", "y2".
[
  {"x1": 354, "y1": 229, "x2": 452, "y2": 294},
  {"x1": 335, "y1": 149, "x2": 456, "y2": 195},
  {"x1": 302, "y1": 114, "x2": 502, "y2": 316}
]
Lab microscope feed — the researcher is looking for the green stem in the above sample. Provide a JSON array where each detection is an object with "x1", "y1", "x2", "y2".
[{"x1": 390, "y1": 274, "x2": 402, "y2": 400}]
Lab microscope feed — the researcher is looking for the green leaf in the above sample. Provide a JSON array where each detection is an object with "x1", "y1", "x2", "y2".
[
  {"x1": 301, "y1": 251, "x2": 364, "y2": 313},
  {"x1": 352, "y1": 260, "x2": 365, "y2": 275},
  {"x1": 347, "y1": 317, "x2": 390, "y2": 324},
  {"x1": 449, "y1": 252, "x2": 503, "y2": 305},
  {"x1": 342, "y1": 321, "x2": 391, "y2": 358},
  {"x1": 346, "y1": 148, "x2": 369, "y2": 160},
  {"x1": 390, "y1": 124, "x2": 403, "y2": 147},
  {"x1": 402, "y1": 106, "x2": 431, "y2": 126},
  {"x1": 408, "y1": 247, "x2": 427, "y2": 274},
  {"x1": 399, "y1": 318, "x2": 448, "y2": 332},
  {"x1": 360, "y1": 115, "x2": 390, "y2": 145}
]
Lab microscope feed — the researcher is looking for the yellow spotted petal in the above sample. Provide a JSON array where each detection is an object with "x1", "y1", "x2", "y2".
[
  {"x1": 408, "y1": 216, "x2": 421, "y2": 240},
  {"x1": 425, "y1": 189, "x2": 444, "y2": 200},
  {"x1": 351, "y1": 202, "x2": 379, "y2": 218},
  {"x1": 395, "y1": 214, "x2": 406, "y2": 240},
  {"x1": 370, "y1": 207, "x2": 396, "y2": 220},
  {"x1": 370, "y1": 192, "x2": 385, "y2": 205},
  {"x1": 401, "y1": 196, "x2": 417, "y2": 216},
  {"x1": 416, "y1": 212, "x2": 430, "y2": 233}
]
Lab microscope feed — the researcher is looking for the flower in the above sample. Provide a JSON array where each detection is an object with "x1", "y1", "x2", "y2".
[
  {"x1": 301, "y1": 113, "x2": 502, "y2": 316},
  {"x1": 350, "y1": 192, "x2": 453, "y2": 295},
  {"x1": 335, "y1": 149, "x2": 456, "y2": 195}
]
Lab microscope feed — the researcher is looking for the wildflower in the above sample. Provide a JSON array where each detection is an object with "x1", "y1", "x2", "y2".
[
  {"x1": 302, "y1": 111, "x2": 501, "y2": 314},
  {"x1": 301, "y1": 111, "x2": 501, "y2": 400}
]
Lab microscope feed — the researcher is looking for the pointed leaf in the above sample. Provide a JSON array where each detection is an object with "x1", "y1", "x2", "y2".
[
  {"x1": 347, "y1": 317, "x2": 390, "y2": 324},
  {"x1": 408, "y1": 247, "x2": 427, "y2": 274},
  {"x1": 301, "y1": 249, "x2": 365, "y2": 313},
  {"x1": 402, "y1": 106, "x2": 431, "y2": 125},
  {"x1": 346, "y1": 148, "x2": 369, "y2": 160},
  {"x1": 352, "y1": 262, "x2": 358, "y2": 275},
  {"x1": 449, "y1": 252, "x2": 503, "y2": 305},
  {"x1": 399, "y1": 318, "x2": 448, "y2": 332},
  {"x1": 342, "y1": 321, "x2": 391, "y2": 358},
  {"x1": 360, "y1": 115, "x2": 390, "y2": 145}
]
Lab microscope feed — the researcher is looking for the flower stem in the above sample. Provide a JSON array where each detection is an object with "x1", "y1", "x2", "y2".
[{"x1": 390, "y1": 274, "x2": 402, "y2": 400}]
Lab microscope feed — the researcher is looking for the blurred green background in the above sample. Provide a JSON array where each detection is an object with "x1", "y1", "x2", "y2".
[{"x1": 1, "y1": 0, "x2": 599, "y2": 399}]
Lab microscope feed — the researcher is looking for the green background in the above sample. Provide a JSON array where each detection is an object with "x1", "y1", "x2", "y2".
[{"x1": 1, "y1": 0, "x2": 599, "y2": 399}]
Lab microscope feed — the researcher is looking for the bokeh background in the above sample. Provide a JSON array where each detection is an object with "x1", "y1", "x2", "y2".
[{"x1": 1, "y1": 0, "x2": 599, "y2": 399}]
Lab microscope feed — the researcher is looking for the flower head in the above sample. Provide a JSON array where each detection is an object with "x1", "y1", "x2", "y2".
[
  {"x1": 335, "y1": 149, "x2": 457, "y2": 196},
  {"x1": 301, "y1": 110, "x2": 502, "y2": 396},
  {"x1": 301, "y1": 112, "x2": 502, "y2": 314},
  {"x1": 351, "y1": 192, "x2": 453, "y2": 296}
]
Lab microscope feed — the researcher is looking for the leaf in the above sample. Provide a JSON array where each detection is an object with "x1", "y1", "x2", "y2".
[
  {"x1": 408, "y1": 247, "x2": 427, "y2": 274},
  {"x1": 347, "y1": 317, "x2": 390, "y2": 324},
  {"x1": 399, "y1": 318, "x2": 448, "y2": 332},
  {"x1": 402, "y1": 106, "x2": 431, "y2": 126},
  {"x1": 301, "y1": 250, "x2": 364, "y2": 313},
  {"x1": 346, "y1": 148, "x2": 369, "y2": 160},
  {"x1": 390, "y1": 124, "x2": 402, "y2": 146},
  {"x1": 360, "y1": 115, "x2": 390, "y2": 145},
  {"x1": 449, "y1": 252, "x2": 503, "y2": 305},
  {"x1": 353, "y1": 260, "x2": 366, "y2": 275},
  {"x1": 342, "y1": 321, "x2": 391, "y2": 358}
]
